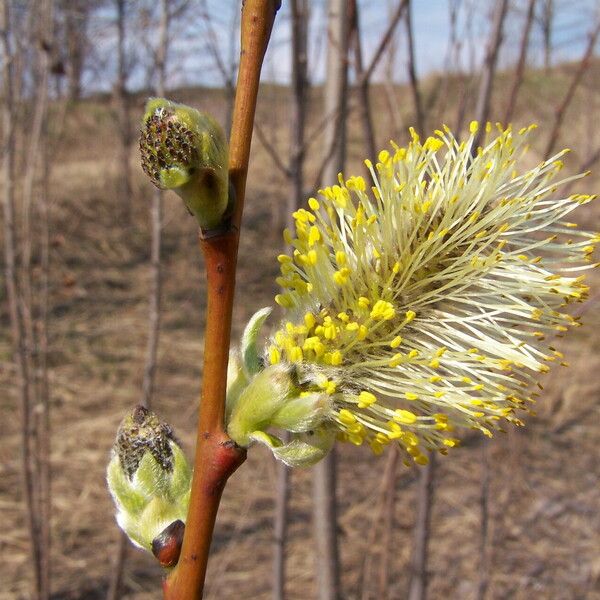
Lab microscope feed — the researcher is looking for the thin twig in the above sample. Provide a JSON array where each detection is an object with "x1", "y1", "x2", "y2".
[
  {"x1": 108, "y1": 3, "x2": 170, "y2": 597},
  {"x1": 543, "y1": 19, "x2": 600, "y2": 159},
  {"x1": 358, "y1": 0, "x2": 408, "y2": 87},
  {"x1": 377, "y1": 447, "x2": 400, "y2": 599},
  {"x1": 477, "y1": 444, "x2": 491, "y2": 600},
  {"x1": 503, "y1": 0, "x2": 537, "y2": 124},
  {"x1": 404, "y1": 0, "x2": 425, "y2": 135},
  {"x1": 273, "y1": 2, "x2": 309, "y2": 596},
  {"x1": 349, "y1": 0, "x2": 376, "y2": 162},
  {"x1": 472, "y1": 0, "x2": 509, "y2": 150},
  {"x1": 254, "y1": 121, "x2": 291, "y2": 178},
  {"x1": 407, "y1": 454, "x2": 436, "y2": 600},
  {"x1": 312, "y1": 2, "x2": 349, "y2": 596},
  {"x1": 1, "y1": 3, "x2": 44, "y2": 598}
]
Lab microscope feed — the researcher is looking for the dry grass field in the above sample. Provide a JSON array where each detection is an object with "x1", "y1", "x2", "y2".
[{"x1": 2, "y1": 65, "x2": 600, "y2": 599}]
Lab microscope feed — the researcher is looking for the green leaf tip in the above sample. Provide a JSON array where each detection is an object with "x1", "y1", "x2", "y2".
[{"x1": 139, "y1": 97, "x2": 230, "y2": 230}]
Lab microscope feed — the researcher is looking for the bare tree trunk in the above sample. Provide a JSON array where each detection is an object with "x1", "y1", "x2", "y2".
[
  {"x1": 273, "y1": 4, "x2": 309, "y2": 597},
  {"x1": 141, "y1": 0, "x2": 168, "y2": 410},
  {"x1": 541, "y1": 0, "x2": 553, "y2": 73},
  {"x1": 543, "y1": 20, "x2": 600, "y2": 159},
  {"x1": 113, "y1": 0, "x2": 132, "y2": 221},
  {"x1": 382, "y1": 1, "x2": 402, "y2": 141},
  {"x1": 454, "y1": 1, "x2": 477, "y2": 134},
  {"x1": 503, "y1": 0, "x2": 536, "y2": 124},
  {"x1": 289, "y1": 0, "x2": 308, "y2": 211},
  {"x1": 62, "y1": 0, "x2": 88, "y2": 101},
  {"x1": 349, "y1": 0, "x2": 376, "y2": 162},
  {"x1": 407, "y1": 454, "x2": 436, "y2": 600},
  {"x1": 377, "y1": 447, "x2": 400, "y2": 599},
  {"x1": 312, "y1": 3, "x2": 349, "y2": 598},
  {"x1": 200, "y1": 0, "x2": 238, "y2": 134},
  {"x1": 273, "y1": 458, "x2": 291, "y2": 600},
  {"x1": 433, "y1": 0, "x2": 461, "y2": 126},
  {"x1": 106, "y1": 533, "x2": 128, "y2": 600},
  {"x1": 107, "y1": 3, "x2": 169, "y2": 598},
  {"x1": 477, "y1": 444, "x2": 491, "y2": 600},
  {"x1": 350, "y1": 0, "x2": 408, "y2": 162},
  {"x1": 35, "y1": 5, "x2": 54, "y2": 598},
  {"x1": 1, "y1": 2, "x2": 43, "y2": 598},
  {"x1": 404, "y1": 0, "x2": 425, "y2": 135},
  {"x1": 472, "y1": 0, "x2": 509, "y2": 150}
]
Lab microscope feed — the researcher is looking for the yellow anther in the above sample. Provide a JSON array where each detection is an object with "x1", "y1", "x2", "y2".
[
  {"x1": 429, "y1": 358, "x2": 440, "y2": 369},
  {"x1": 308, "y1": 226, "x2": 321, "y2": 247},
  {"x1": 308, "y1": 197, "x2": 320, "y2": 211},
  {"x1": 429, "y1": 375, "x2": 441, "y2": 383},
  {"x1": 304, "y1": 312, "x2": 316, "y2": 329},
  {"x1": 338, "y1": 409, "x2": 357, "y2": 425},
  {"x1": 357, "y1": 391, "x2": 377, "y2": 408},
  {"x1": 469, "y1": 120, "x2": 479, "y2": 134},
  {"x1": 357, "y1": 325, "x2": 369, "y2": 340},
  {"x1": 358, "y1": 296, "x2": 371, "y2": 309},
  {"x1": 390, "y1": 336, "x2": 402, "y2": 348},
  {"x1": 275, "y1": 294, "x2": 293, "y2": 308},
  {"x1": 335, "y1": 250, "x2": 347, "y2": 265},
  {"x1": 404, "y1": 392, "x2": 419, "y2": 401},
  {"x1": 346, "y1": 321, "x2": 359, "y2": 331},
  {"x1": 337, "y1": 312, "x2": 350, "y2": 323},
  {"x1": 370, "y1": 300, "x2": 396, "y2": 321},
  {"x1": 402, "y1": 431, "x2": 419, "y2": 446},
  {"x1": 320, "y1": 380, "x2": 336, "y2": 394},
  {"x1": 329, "y1": 350, "x2": 343, "y2": 366},
  {"x1": 322, "y1": 322, "x2": 337, "y2": 340},
  {"x1": 288, "y1": 346, "x2": 303, "y2": 362},
  {"x1": 405, "y1": 310, "x2": 416, "y2": 322},
  {"x1": 389, "y1": 353, "x2": 403, "y2": 367},
  {"x1": 346, "y1": 175, "x2": 366, "y2": 191},
  {"x1": 269, "y1": 346, "x2": 281, "y2": 365},
  {"x1": 424, "y1": 137, "x2": 444, "y2": 152},
  {"x1": 369, "y1": 441, "x2": 384, "y2": 455},
  {"x1": 375, "y1": 432, "x2": 390, "y2": 445},
  {"x1": 407, "y1": 349, "x2": 419, "y2": 359},
  {"x1": 333, "y1": 268, "x2": 351, "y2": 286},
  {"x1": 394, "y1": 409, "x2": 417, "y2": 424}
]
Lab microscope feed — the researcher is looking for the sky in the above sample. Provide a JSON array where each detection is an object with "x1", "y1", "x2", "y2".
[
  {"x1": 85, "y1": 0, "x2": 600, "y2": 92},
  {"x1": 260, "y1": 0, "x2": 600, "y2": 84}
]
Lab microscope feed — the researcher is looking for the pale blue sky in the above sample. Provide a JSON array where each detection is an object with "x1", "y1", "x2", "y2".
[{"x1": 86, "y1": 0, "x2": 600, "y2": 91}]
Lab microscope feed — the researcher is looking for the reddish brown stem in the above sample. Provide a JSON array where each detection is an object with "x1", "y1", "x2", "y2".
[{"x1": 163, "y1": 2, "x2": 279, "y2": 599}]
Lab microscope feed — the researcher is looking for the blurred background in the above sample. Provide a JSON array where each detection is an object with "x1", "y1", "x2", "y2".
[{"x1": 1, "y1": 0, "x2": 600, "y2": 598}]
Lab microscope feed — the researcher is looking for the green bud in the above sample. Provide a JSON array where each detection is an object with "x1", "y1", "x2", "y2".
[
  {"x1": 226, "y1": 363, "x2": 331, "y2": 448},
  {"x1": 106, "y1": 406, "x2": 191, "y2": 556},
  {"x1": 249, "y1": 427, "x2": 336, "y2": 467},
  {"x1": 139, "y1": 98, "x2": 230, "y2": 230}
]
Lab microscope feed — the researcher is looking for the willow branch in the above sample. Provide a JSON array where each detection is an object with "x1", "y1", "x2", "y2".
[{"x1": 163, "y1": 2, "x2": 279, "y2": 599}]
